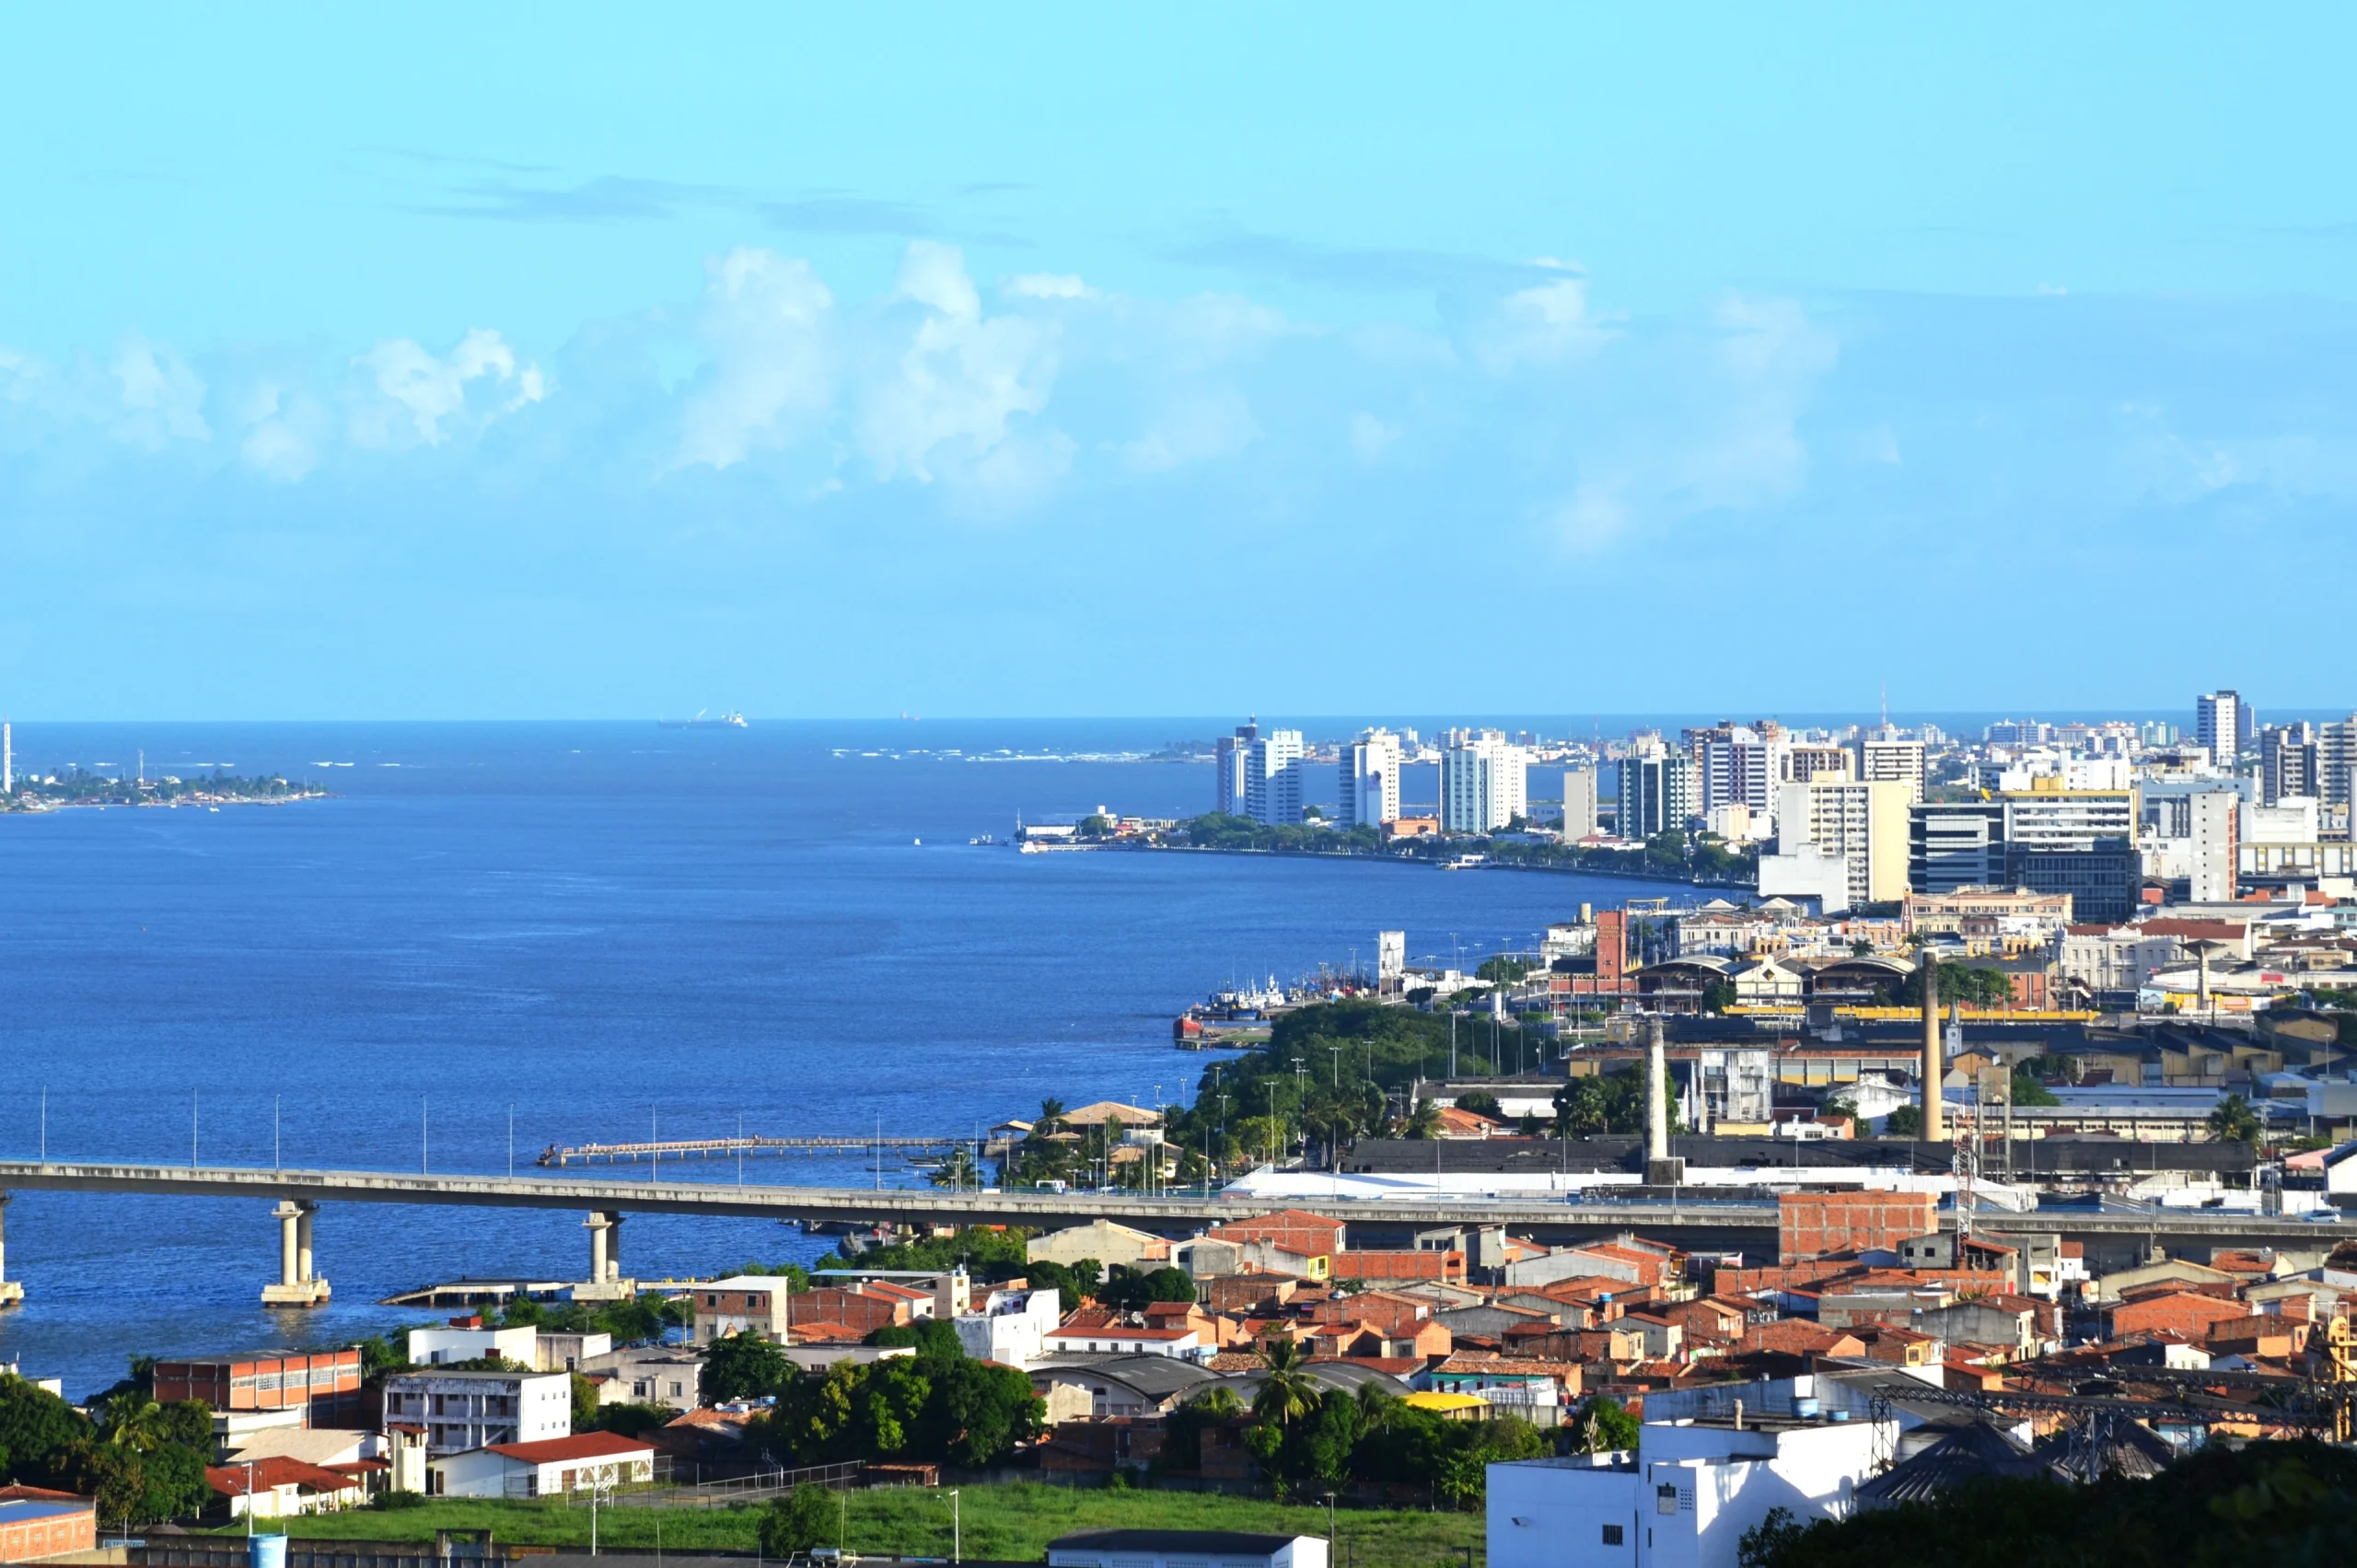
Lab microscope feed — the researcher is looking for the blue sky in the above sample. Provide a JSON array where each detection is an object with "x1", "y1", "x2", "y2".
[{"x1": 3, "y1": 6, "x2": 2353, "y2": 720}]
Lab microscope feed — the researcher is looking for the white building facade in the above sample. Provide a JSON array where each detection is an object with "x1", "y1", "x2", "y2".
[
  {"x1": 1487, "y1": 1413, "x2": 1887, "y2": 1568},
  {"x1": 1339, "y1": 730, "x2": 1403, "y2": 829},
  {"x1": 1244, "y1": 730, "x2": 1305, "y2": 826},
  {"x1": 953, "y1": 1284, "x2": 1062, "y2": 1369},
  {"x1": 381, "y1": 1370, "x2": 571, "y2": 1458},
  {"x1": 1440, "y1": 730, "x2": 1527, "y2": 833}
]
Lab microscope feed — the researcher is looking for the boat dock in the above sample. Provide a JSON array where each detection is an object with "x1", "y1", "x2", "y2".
[{"x1": 537, "y1": 1134, "x2": 975, "y2": 1167}]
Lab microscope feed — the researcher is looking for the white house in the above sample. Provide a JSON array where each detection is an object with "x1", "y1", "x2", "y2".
[
  {"x1": 407, "y1": 1325, "x2": 540, "y2": 1367},
  {"x1": 1488, "y1": 1410, "x2": 1889, "y2": 1568},
  {"x1": 1050, "y1": 1531, "x2": 1327, "y2": 1568},
  {"x1": 953, "y1": 1284, "x2": 1061, "y2": 1369},
  {"x1": 427, "y1": 1432, "x2": 656, "y2": 1500},
  {"x1": 1039, "y1": 1323, "x2": 1208, "y2": 1361},
  {"x1": 380, "y1": 1368, "x2": 572, "y2": 1458}
]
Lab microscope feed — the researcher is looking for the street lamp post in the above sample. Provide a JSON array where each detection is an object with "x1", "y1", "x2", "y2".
[{"x1": 947, "y1": 1488, "x2": 961, "y2": 1564}]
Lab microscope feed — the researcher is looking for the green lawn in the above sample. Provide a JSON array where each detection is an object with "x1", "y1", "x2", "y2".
[{"x1": 232, "y1": 1484, "x2": 1483, "y2": 1567}]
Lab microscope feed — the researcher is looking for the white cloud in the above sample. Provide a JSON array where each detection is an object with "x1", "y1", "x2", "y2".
[
  {"x1": 354, "y1": 327, "x2": 543, "y2": 447},
  {"x1": 110, "y1": 334, "x2": 210, "y2": 447},
  {"x1": 238, "y1": 383, "x2": 327, "y2": 482},
  {"x1": 1476, "y1": 271, "x2": 1608, "y2": 371},
  {"x1": 677, "y1": 248, "x2": 837, "y2": 469},
  {"x1": 1348, "y1": 411, "x2": 1401, "y2": 461},
  {"x1": 1122, "y1": 391, "x2": 1260, "y2": 473},
  {"x1": 860, "y1": 243, "x2": 1061, "y2": 487},
  {"x1": 1004, "y1": 273, "x2": 1096, "y2": 301}
]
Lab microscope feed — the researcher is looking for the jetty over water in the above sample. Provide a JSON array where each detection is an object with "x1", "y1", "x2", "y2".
[
  {"x1": 538, "y1": 1134, "x2": 971, "y2": 1166},
  {"x1": 0, "y1": 1160, "x2": 2332, "y2": 1310}
]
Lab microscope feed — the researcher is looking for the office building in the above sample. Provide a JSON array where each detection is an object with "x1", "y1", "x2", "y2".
[
  {"x1": 1562, "y1": 767, "x2": 1598, "y2": 839},
  {"x1": 2261, "y1": 722, "x2": 2316, "y2": 805},
  {"x1": 2318, "y1": 715, "x2": 2357, "y2": 808},
  {"x1": 1619, "y1": 743, "x2": 1696, "y2": 840},
  {"x1": 1690, "y1": 724, "x2": 1787, "y2": 820},
  {"x1": 1858, "y1": 738, "x2": 1926, "y2": 803},
  {"x1": 153, "y1": 1348, "x2": 365, "y2": 1428},
  {"x1": 2187, "y1": 788, "x2": 2238, "y2": 902},
  {"x1": 1783, "y1": 742, "x2": 1852, "y2": 784},
  {"x1": 2002, "y1": 781, "x2": 2140, "y2": 923},
  {"x1": 1212, "y1": 720, "x2": 1258, "y2": 816},
  {"x1": 2195, "y1": 691, "x2": 2247, "y2": 762},
  {"x1": 1909, "y1": 800, "x2": 2007, "y2": 894},
  {"x1": 1244, "y1": 729, "x2": 1305, "y2": 826},
  {"x1": 1337, "y1": 729, "x2": 1402, "y2": 830},
  {"x1": 1440, "y1": 729, "x2": 1527, "y2": 833},
  {"x1": 1774, "y1": 779, "x2": 1910, "y2": 906}
]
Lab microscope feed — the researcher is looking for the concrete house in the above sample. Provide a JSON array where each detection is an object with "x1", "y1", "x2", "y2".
[{"x1": 381, "y1": 1369, "x2": 570, "y2": 1458}]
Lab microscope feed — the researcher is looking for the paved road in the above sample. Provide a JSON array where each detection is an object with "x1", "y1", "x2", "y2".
[{"x1": 0, "y1": 1161, "x2": 2339, "y2": 1248}]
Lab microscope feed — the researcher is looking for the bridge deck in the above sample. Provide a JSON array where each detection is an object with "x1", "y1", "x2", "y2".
[{"x1": 0, "y1": 1161, "x2": 2339, "y2": 1246}]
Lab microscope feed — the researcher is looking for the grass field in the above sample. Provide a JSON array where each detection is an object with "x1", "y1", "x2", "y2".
[{"x1": 230, "y1": 1484, "x2": 1484, "y2": 1567}]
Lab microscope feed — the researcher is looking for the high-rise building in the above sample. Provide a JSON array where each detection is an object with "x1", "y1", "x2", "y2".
[
  {"x1": 1243, "y1": 729, "x2": 1304, "y2": 826},
  {"x1": 1691, "y1": 724, "x2": 1791, "y2": 821},
  {"x1": 2261, "y1": 722, "x2": 2317, "y2": 806},
  {"x1": 1562, "y1": 767, "x2": 1599, "y2": 839},
  {"x1": 2187, "y1": 788, "x2": 2239, "y2": 902},
  {"x1": 1783, "y1": 743, "x2": 1852, "y2": 784},
  {"x1": 1776, "y1": 779, "x2": 1910, "y2": 907},
  {"x1": 1213, "y1": 719, "x2": 1259, "y2": 817},
  {"x1": 1439, "y1": 729, "x2": 1527, "y2": 833},
  {"x1": 1909, "y1": 800, "x2": 2007, "y2": 894},
  {"x1": 2195, "y1": 691, "x2": 2244, "y2": 763},
  {"x1": 1620, "y1": 743, "x2": 1697, "y2": 840},
  {"x1": 2316, "y1": 716, "x2": 2357, "y2": 809},
  {"x1": 1858, "y1": 738, "x2": 1926, "y2": 804},
  {"x1": 1337, "y1": 729, "x2": 1402, "y2": 830},
  {"x1": 2004, "y1": 781, "x2": 2140, "y2": 923}
]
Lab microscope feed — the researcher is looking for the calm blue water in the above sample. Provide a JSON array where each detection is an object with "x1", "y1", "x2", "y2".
[{"x1": 0, "y1": 721, "x2": 1657, "y2": 1397}]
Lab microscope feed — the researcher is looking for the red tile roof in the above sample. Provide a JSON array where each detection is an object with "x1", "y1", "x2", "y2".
[
  {"x1": 206, "y1": 1458, "x2": 360, "y2": 1496},
  {"x1": 482, "y1": 1433, "x2": 656, "y2": 1464}
]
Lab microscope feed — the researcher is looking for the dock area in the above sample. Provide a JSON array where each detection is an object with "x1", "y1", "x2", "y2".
[{"x1": 537, "y1": 1133, "x2": 976, "y2": 1167}]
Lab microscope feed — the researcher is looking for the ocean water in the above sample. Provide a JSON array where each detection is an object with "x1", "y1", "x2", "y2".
[{"x1": 0, "y1": 720, "x2": 1649, "y2": 1398}]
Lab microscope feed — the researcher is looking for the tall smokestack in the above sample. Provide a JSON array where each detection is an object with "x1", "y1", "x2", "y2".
[
  {"x1": 1643, "y1": 1017, "x2": 1683, "y2": 1184},
  {"x1": 2, "y1": 721, "x2": 10, "y2": 795},
  {"x1": 1920, "y1": 956, "x2": 1946, "y2": 1142},
  {"x1": 1646, "y1": 1018, "x2": 1670, "y2": 1161}
]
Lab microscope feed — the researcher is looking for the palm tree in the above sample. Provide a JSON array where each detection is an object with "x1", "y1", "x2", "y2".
[
  {"x1": 1035, "y1": 1098, "x2": 1068, "y2": 1138},
  {"x1": 1249, "y1": 1335, "x2": 1319, "y2": 1429},
  {"x1": 2207, "y1": 1093, "x2": 2262, "y2": 1146},
  {"x1": 1402, "y1": 1097, "x2": 1443, "y2": 1141},
  {"x1": 927, "y1": 1147, "x2": 982, "y2": 1190},
  {"x1": 97, "y1": 1393, "x2": 168, "y2": 1451}
]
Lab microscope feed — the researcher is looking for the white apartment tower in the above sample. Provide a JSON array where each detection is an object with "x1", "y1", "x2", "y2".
[
  {"x1": 1561, "y1": 767, "x2": 1598, "y2": 839},
  {"x1": 1776, "y1": 778, "x2": 1911, "y2": 906},
  {"x1": 1858, "y1": 738, "x2": 1926, "y2": 803},
  {"x1": 1338, "y1": 730, "x2": 1402, "y2": 830},
  {"x1": 1439, "y1": 729, "x2": 1527, "y2": 833},
  {"x1": 2187, "y1": 788, "x2": 2239, "y2": 903},
  {"x1": 1243, "y1": 729, "x2": 1305, "y2": 826},
  {"x1": 2196, "y1": 691, "x2": 2246, "y2": 763},
  {"x1": 1212, "y1": 719, "x2": 1258, "y2": 816}
]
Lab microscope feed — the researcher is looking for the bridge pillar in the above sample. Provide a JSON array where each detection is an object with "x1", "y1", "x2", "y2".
[
  {"x1": 261, "y1": 1200, "x2": 330, "y2": 1307},
  {"x1": 0, "y1": 1194, "x2": 21, "y2": 1308},
  {"x1": 578, "y1": 1211, "x2": 633, "y2": 1300}
]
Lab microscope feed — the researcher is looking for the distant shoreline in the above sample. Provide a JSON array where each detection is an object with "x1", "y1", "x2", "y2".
[{"x1": 1075, "y1": 839, "x2": 1755, "y2": 893}]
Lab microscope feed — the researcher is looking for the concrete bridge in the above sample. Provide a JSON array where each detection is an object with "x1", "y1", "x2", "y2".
[{"x1": 0, "y1": 1160, "x2": 2337, "y2": 1307}]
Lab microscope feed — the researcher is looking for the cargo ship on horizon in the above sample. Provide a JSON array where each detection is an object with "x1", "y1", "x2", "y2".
[{"x1": 657, "y1": 709, "x2": 749, "y2": 729}]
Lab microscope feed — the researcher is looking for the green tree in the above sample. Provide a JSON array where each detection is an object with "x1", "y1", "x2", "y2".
[
  {"x1": 2208, "y1": 1093, "x2": 2262, "y2": 1145},
  {"x1": 1402, "y1": 1098, "x2": 1443, "y2": 1140},
  {"x1": 1456, "y1": 1090, "x2": 1504, "y2": 1120},
  {"x1": 589, "y1": 1402, "x2": 676, "y2": 1438},
  {"x1": 1701, "y1": 981, "x2": 1737, "y2": 1015},
  {"x1": 702, "y1": 1330, "x2": 791, "y2": 1404},
  {"x1": 570, "y1": 1374, "x2": 605, "y2": 1433},
  {"x1": 1097, "y1": 1265, "x2": 1200, "y2": 1313},
  {"x1": 927, "y1": 1147, "x2": 984, "y2": 1189},
  {"x1": 1023, "y1": 1258, "x2": 1100, "y2": 1305},
  {"x1": 1566, "y1": 1396, "x2": 1639, "y2": 1454},
  {"x1": 759, "y1": 1483, "x2": 840, "y2": 1557},
  {"x1": 2009, "y1": 1071, "x2": 2061, "y2": 1107},
  {"x1": 0, "y1": 1373, "x2": 87, "y2": 1481},
  {"x1": 1884, "y1": 1104, "x2": 1923, "y2": 1138},
  {"x1": 867, "y1": 1318, "x2": 965, "y2": 1359}
]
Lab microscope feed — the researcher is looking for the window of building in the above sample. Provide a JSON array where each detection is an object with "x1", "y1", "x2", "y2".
[{"x1": 1602, "y1": 1525, "x2": 1623, "y2": 1546}]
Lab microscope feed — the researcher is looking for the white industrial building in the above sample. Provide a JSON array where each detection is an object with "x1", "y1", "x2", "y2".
[
  {"x1": 1488, "y1": 1409, "x2": 1888, "y2": 1568},
  {"x1": 1050, "y1": 1532, "x2": 1327, "y2": 1568}
]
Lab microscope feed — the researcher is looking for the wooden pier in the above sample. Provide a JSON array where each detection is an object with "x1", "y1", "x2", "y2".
[{"x1": 536, "y1": 1134, "x2": 973, "y2": 1167}]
